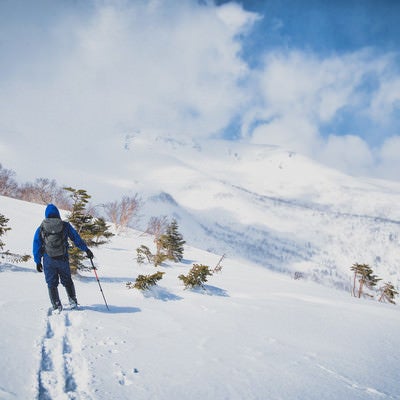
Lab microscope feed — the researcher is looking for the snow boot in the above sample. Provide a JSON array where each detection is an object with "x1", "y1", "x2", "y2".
[
  {"x1": 65, "y1": 282, "x2": 78, "y2": 309},
  {"x1": 48, "y1": 286, "x2": 62, "y2": 313}
]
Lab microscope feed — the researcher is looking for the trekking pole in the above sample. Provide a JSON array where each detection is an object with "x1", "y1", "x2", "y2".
[{"x1": 90, "y1": 258, "x2": 110, "y2": 311}]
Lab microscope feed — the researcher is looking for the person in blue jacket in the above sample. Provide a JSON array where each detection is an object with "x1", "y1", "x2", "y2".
[{"x1": 33, "y1": 203, "x2": 93, "y2": 311}]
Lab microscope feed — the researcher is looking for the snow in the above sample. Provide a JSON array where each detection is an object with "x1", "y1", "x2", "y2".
[
  {"x1": 1, "y1": 195, "x2": 400, "y2": 399},
  {"x1": 93, "y1": 134, "x2": 400, "y2": 290}
]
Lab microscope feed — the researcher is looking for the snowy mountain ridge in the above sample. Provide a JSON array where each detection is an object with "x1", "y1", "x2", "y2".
[
  {"x1": 110, "y1": 134, "x2": 400, "y2": 289},
  {"x1": 3, "y1": 131, "x2": 400, "y2": 289}
]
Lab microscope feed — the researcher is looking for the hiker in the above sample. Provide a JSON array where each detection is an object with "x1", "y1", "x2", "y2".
[{"x1": 33, "y1": 203, "x2": 93, "y2": 312}]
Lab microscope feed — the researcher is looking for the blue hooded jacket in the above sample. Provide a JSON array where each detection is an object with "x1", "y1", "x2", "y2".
[
  {"x1": 45, "y1": 203, "x2": 61, "y2": 218},
  {"x1": 33, "y1": 204, "x2": 89, "y2": 264}
]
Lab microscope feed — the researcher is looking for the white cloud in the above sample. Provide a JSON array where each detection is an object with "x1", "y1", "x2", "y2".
[
  {"x1": 1, "y1": 1, "x2": 260, "y2": 136},
  {"x1": 369, "y1": 77, "x2": 400, "y2": 121},
  {"x1": 375, "y1": 135, "x2": 400, "y2": 180},
  {"x1": 0, "y1": 0, "x2": 259, "y2": 183},
  {"x1": 318, "y1": 134, "x2": 374, "y2": 176},
  {"x1": 215, "y1": 2, "x2": 261, "y2": 35},
  {"x1": 380, "y1": 135, "x2": 400, "y2": 161},
  {"x1": 250, "y1": 113, "x2": 320, "y2": 155},
  {"x1": 51, "y1": 1, "x2": 253, "y2": 136},
  {"x1": 250, "y1": 50, "x2": 383, "y2": 127},
  {"x1": 245, "y1": 49, "x2": 400, "y2": 180},
  {"x1": 245, "y1": 51, "x2": 368, "y2": 155}
]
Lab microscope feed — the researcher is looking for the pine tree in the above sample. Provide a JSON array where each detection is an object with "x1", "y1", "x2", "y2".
[
  {"x1": 350, "y1": 263, "x2": 381, "y2": 298},
  {"x1": 378, "y1": 282, "x2": 399, "y2": 305},
  {"x1": 64, "y1": 187, "x2": 113, "y2": 273},
  {"x1": 127, "y1": 271, "x2": 165, "y2": 291},
  {"x1": 136, "y1": 248, "x2": 146, "y2": 265},
  {"x1": 136, "y1": 245, "x2": 153, "y2": 264},
  {"x1": 178, "y1": 264, "x2": 212, "y2": 289},
  {"x1": 159, "y1": 219, "x2": 185, "y2": 262},
  {"x1": 0, "y1": 213, "x2": 30, "y2": 263},
  {"x1": 0, "y1": 213, "x2": 11, "y2": 252},
  {"x1": 92, "y1": 217, "x2": 114, "y2": 245},
  {"x1": 135, "y1": 244, "x2": 168, "y2": 267},
  {"x1": 153, "y1": 251, "x2": 168, "y2": 267}
]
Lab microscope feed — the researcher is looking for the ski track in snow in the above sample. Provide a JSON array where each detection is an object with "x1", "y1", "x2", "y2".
[
  {"x1": 37, "y1": 308, "x2": 92, "y2": 400},
  {"x1": 291, "y1": 352, "x2": 394, "y2": 400},
  {"x1": 314, "y1": 363, "x2": 392, "y2": 399},
  {"x1": 0, "y1": 386, "x2": 17, "y2": 400}
]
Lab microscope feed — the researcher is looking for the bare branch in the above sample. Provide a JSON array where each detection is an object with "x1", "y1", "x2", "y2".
[{"x1": 104, "y1": 194, "x2": 141, "y2": 232}]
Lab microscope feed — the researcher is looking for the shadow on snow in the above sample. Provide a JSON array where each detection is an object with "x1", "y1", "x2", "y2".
[
  {"x1": 0, "y1": 263, "x2": 35, "y2": 273},
  {"x1": 143, "y1": 286, "x2": 183, "y2": 301},
  {"x1": 79, "y1": 304, "x2": 141, "y2": 314},
  {"x1": 191, "y1": 285, "x2": 229, "y2": 297}
]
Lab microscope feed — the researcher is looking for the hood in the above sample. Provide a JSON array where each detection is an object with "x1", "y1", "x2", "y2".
[{"x1": 45, "y1": 204, "x2": 61, "y2": 219}]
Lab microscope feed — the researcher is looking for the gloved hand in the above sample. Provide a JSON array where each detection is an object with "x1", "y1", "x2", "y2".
[
  {"x1": 36, "y1": 263, "x2": 43, "y2": 273},
  {"x1": 86, "y1": 249, "x2": 94, "y2": 259}
]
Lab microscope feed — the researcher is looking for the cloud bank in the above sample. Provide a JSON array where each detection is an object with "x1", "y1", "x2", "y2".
[
  {"x1": 244, "y1": 49, "x2": 400, "y2": 179},
  {"x1": 1, "y1": 0, "x2": 400, "y2": 186}
]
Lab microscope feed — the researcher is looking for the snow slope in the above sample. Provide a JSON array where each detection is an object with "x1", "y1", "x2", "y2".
[{"x1": 1, "y1": 195, "x2": 400, "y2": 399}]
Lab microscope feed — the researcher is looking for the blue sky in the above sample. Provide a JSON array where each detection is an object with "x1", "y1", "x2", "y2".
[
  {"x1": 1, "y1": 0, "x2": 400, "y2": 186},
  {"x1": 235, "y1": 0, "x2": 400, "y2": 57},
  {"x1": 222, "y1": 0, "x2": 400, "y2": 180}
]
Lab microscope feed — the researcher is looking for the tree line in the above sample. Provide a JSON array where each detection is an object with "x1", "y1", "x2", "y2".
[
  {"x1": 0, "y1": 163, "x2": 140, "y2": 272},
  {"x1": 0, "y1": 163, "x2": 141, "y2": 232}
]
